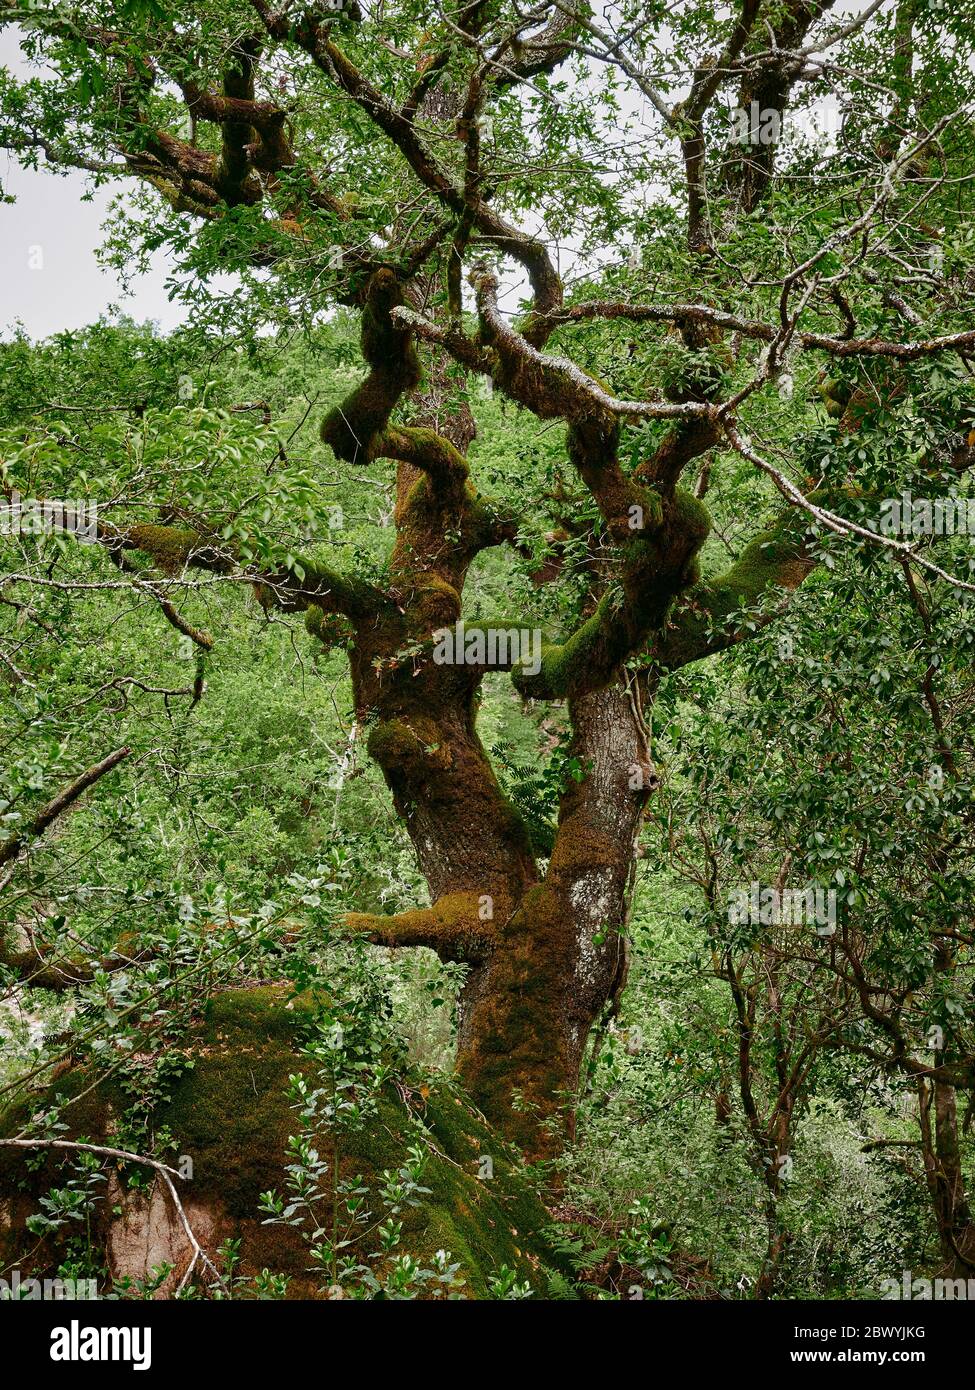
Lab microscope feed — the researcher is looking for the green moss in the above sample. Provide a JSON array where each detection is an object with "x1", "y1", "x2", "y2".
[
  {"x1": 367, "y1": 716, "x2": 448, "y2": 776},
  {"x1": 127, "y1": 523, "x2": 199, "y2": 574},
  {"x1": 0, "y1": 987, "x2": 565, "y2": 1299},
  {"x1": 513, "y1": 484, "x2": 712, "y2": 699},
  {"x1": 305, "y1": 605, "x2": 355, "y2": 648},
  {"x1": 818, "y1": 377, "x2": 853, "y2": 409},
  {"x1": 668, "y1": 487, "x2": 712, "y2": 548},
  {"x1": 156, "y1": 989, "x2": 318, "y2": 1218},
  {"x1": 513, "y1": 596, "x2": 614, "y2": 700},
  {"x1": 295, "y1": 558, "x2": 382, "y2": 620},
  {"x1": 339, "y1": 1084, "x2": 563, "y2": 1297},
  {"x1": 406, "y1": 575, "x2": 462, "y2": 635},
  {"x1": 320, "y1": 269, "x2": 422, "y2": 465},
  {"x1": 383, "y1": 426, "x2": 468, "y2": 487},
  {"x1": 655, "y1": 504, "x2": 815, "y2": 668},
  {"x1": 514, "y1": 580, "x2": 653, "y2": 699}
]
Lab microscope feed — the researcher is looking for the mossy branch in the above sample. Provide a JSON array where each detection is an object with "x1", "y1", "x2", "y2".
[
  {"x1": 319, "y1": 269, "x2": 422, "y2": 465},
  {"x1": 0, "y1": 745, "x2": 131, "y2": 874},
  {"x1": 652, "y1": 509, "x2": 819, "y2": 670},
  {"x1": 376, "y1": 425, "x2": 468, "y2": 506},
  {"x1": 0, "y1": 934, "x2": 158, "y2": 993},
  {"x1": 103, "y1": 521, "x2": 385, "y2": 622},
  {"x1": 514, "y1": 489, "x2": 712, "y2": 700},
  {"x1": 1, "y1": 744, "x2": 133, "y2": 977},
  {"x1": 345, "y1": 892, "x2": 496, "y2": 962},
  {"x1": 567, "y1": 417, "x2": 664, "y2": 542}
]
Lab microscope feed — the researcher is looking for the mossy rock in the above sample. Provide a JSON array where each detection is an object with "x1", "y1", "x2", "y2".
[{"x1": 0, "y1": 986, "x2": 568, "y2": 1299}]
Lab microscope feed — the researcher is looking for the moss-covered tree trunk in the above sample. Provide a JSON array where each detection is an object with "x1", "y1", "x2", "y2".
[
  {"x1": 449, "y1": 685, "x2": 653, "y2": 1154},
  {"x1": 292, "y1": 265, "x2": 814, "y2": 1159},
  {"x1": 119, "y1": 265, "x2": 814, "y2": 1160},
  {"x1": 301, "y1": 269, "x2": 662, "y2": 1156},
  {"x1": 342, "y1": 496, "x2": 656, "y2": 1155},
  {"x1": 369, "y1": 686, "x2": 654, "y2": 1155}
]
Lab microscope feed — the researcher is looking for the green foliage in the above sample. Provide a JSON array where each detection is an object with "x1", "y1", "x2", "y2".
[{"x1": 2, "y1": 0, "x2": 975, "y2": 1304}]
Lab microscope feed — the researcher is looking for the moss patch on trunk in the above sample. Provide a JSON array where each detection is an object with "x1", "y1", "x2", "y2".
[{"x1": 0, "y1": 986, "x2": 568, "y2": 1299}]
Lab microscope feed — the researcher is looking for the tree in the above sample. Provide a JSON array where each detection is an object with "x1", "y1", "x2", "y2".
[
  {"x1": 1, "y1": 0, "x2": 974, "y2": 1160},
  {"x1": 656, "y1": 543, "x2": 975, "y2": 1282}
]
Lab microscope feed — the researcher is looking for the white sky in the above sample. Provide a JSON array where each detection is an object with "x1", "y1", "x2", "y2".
[
  {"x1": 0, "y1": 0, "x2": 883, "y2": 342},
  {"x1": 0, "y1": 29, "x2": 187, "y2": 341},
  {"x1": 0, "y1": 160, "x2": 188, "y2": 340}
]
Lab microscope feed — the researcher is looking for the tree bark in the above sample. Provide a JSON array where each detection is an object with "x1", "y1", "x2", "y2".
[
  {"x1": 451, "y1": 683, "x2": 653, "y2": 1154},
  {"x1": 356, "y1": 648, "x2": 654, "y2": 1155},
  {"x1": 919, "y1": 1076, "x2": 975, "y2": 1277}
]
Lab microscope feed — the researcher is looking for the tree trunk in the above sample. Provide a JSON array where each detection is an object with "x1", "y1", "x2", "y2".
[
  {"x1": 355, "y1": 639, "x2": 654, "y2": 1154},
  {"x1": 919, "y1": 1076, "x2": 975, "y2": 1277},
  {"x1": 455, "y1": 684, "x2": 654, "y2": 1153},
  {"x1": 315, "y1": 272, "x2": 663, "y2": 1157}
]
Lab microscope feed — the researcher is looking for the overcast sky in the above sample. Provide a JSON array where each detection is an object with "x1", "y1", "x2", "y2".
[
  {"x1": 0, "y1": 29, "x2": 185, "y2": 342},
  {"x1": 0, "y1": 0, "x2": 878, "y2": 343},
  {"x1": 0, "y1": 160, "x2": 190, "y2": 341}
]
